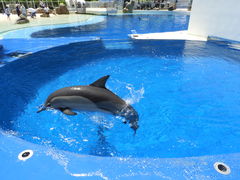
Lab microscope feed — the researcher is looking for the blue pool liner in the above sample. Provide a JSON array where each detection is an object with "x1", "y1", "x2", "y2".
[
  {"x1": 1, "y1": 131, "x2": 239, "y2": 180},
  {"x1": 0, "y1": 13, "x2": 240, "y2": 180}
]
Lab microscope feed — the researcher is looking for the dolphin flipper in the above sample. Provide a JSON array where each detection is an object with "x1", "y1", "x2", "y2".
[{"x1": 60, "y1": 108, "x2": 77, "y2": 116}]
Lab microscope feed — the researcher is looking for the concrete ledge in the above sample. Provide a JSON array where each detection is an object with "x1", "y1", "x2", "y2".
[{"x1": 129, "y1": 30, "x2": 207, "y2": 41}]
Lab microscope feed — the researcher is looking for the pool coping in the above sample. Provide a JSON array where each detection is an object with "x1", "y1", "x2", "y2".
[{"x1": 129, "y1": 30, "x2": 207, "y2": 41}]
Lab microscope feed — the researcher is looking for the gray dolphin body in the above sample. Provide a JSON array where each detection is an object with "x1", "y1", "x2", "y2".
[{"x1": 37, "y1": 75, "x2": 139, "y2": 133}]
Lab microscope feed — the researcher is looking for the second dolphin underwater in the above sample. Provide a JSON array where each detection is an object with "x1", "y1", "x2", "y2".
[{"x1": 37, "y1": 75, "x2": 139, "y2": 133}]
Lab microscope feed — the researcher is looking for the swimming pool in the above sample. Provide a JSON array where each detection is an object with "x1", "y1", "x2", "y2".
[
  {"x1": 31, "y1": 13, "x2": 189, "y2": 39},
  {"x1": 1, "y1": 12, "x2": 240, "y2": 179}
]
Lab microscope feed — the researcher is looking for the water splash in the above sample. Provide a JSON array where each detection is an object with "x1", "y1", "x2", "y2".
[
  {"x1": 124, "y1": 83, "x2": 144, "y2": 105},
  {"x1": 88, "y1": 113, "x2": 114, "y2": 129}
]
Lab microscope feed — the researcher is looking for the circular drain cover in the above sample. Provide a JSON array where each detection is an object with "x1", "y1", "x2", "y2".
[
  {"x1": 214, "y1": 162, "x2": 231, "y2": 175},
  {"x1": 18, "y1": 150, "x2": 34, "y2": 161}
]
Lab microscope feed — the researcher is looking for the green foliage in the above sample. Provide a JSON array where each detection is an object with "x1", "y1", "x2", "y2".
[{"x1": 59, "y1": 0, "x2": 66, "y2": 5}]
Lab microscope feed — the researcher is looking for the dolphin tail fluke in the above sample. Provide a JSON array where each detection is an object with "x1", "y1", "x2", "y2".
[
  {"x1": 121, "y1": 105, "x2": 139, "y2": 134},
  {"x1": 130, "y1": 123, "x2": 139, "y2": 135},
  {"x1": 133, "y1": 129, "x2": 137, "y2": 136},
  {"x1": 37, "y1": 105, "x2": 46, "y2": 113}
]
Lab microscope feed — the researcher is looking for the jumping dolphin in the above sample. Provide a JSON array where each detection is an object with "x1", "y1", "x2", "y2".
[{"x1": 37, "y1": 75, "x2": 139, "y2": 133}]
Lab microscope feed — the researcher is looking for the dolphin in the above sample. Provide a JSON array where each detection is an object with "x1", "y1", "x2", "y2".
[{"x1": 37, "y1": 75, "x2": 139, "y2": 133}]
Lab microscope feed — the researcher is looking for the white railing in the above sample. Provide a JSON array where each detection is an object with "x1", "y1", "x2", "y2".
[{"x1": 85, "y1": 1, "x2": 115, "y2": 8}]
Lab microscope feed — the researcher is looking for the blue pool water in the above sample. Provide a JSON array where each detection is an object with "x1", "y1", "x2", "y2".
[
  {"x1": 1, "y1": 13, "x2": 240, "y2": 159},
  {"x1": 31, "y1": 13, "x2": 189, "y2": 39},
  {"x1": 1, "y1": 39, "x2": 240, "y2": 158}
]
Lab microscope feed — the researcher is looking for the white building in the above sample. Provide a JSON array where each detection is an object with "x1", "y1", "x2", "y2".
[{"x1": 188, "y1": 0, "x2": 240, "y2": 42}]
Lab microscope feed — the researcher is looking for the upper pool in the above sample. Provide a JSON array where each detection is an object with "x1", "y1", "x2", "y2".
[
  {"x1": 1, "y1": 13, "x2": 240, "y2": 160},
  {"x1": 31, "y1": 13, "x2": 189, "y2": 39}
]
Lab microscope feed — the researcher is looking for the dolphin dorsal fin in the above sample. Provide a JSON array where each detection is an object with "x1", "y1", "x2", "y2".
[{"x1": 90, "y1": 75, "x2": 110, "y2": 89}]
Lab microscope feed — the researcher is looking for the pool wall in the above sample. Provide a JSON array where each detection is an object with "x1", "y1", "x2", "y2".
[
  {"x1": 1, "y1": 130, "x2": 240, "y2": 179},
  {"x1": 188, "y1": 0, "x2": 240, "y2": 42}
]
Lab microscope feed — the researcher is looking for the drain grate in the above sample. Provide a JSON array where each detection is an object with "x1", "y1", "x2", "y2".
[
  {"x1": 18, "y1": 150, "x2": 34, "y2": 161},
  {"x1": 214, "y1": 162, "x2": 231, "y2": 175}
]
